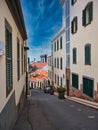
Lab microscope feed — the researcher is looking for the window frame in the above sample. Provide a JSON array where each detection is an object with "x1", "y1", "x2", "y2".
[
  {"x1": 17, "y1": 38, "x2": 20, "y2": 80},
  {"x1": 60, "y1": 36, "x2": 62, "y2": 49},
  {"x1": 57, "y1": 58, "x2": 59, "y2": 69},
  {"x1": 71, "y1": 0, "x2": 77, "y2": 6},
  {"x1": 60, "y1": 57, "x2": 63, "y2": 70},
  {"x1": 71, "y1": 16, "x2": 78, "y2": 34},
  {"x1": 73, "y1": 48, "x2": 77, "y2": 64},
  {"x1": 82, "y1": 1, "x2": 93, "y2": 27},
  {"x1": 57, "y1": 39, "x2": 59, "y2": 51},
  {"x1": 5, "y1": 19, "x2": 13, "y2": 97},
  {"x1": 85, "y1": 43, "x2": 91, "y2": 65},
  {"x1": 72, "y1": 73, "x2": 79, "y2": 89}
]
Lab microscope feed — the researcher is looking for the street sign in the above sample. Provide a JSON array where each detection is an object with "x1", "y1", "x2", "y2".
[{"x1": 0, "y1": 41, "x2": 5, "y2": 56}]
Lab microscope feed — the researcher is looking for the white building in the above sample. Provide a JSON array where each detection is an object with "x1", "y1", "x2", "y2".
[
  {"x1": 50, "y1": 0, "x2": 66, "y2": 89},
  {"x1": 70, "y1": 0, "x2": 98, "y2": 102},
  {"x1": 51, "y1": 27, "x2": 66, "y2": 88},
  {"x1": 0, "y1": 0, "x2": 28, "y2": 130},
  {"x1": 48, "y1": 55, "x2": 53, "y2": 85}
]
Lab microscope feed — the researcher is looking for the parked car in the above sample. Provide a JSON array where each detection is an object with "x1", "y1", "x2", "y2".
[
  {"x1": 44, "y1": 85, "x2": 51, "y2": 93},
  {"x1": 44, "y1": 85, "x2": 54, "y2": 94}
]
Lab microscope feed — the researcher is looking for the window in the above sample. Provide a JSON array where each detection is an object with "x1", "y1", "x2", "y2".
[
  {"x1": 85, "y1": 44, "x2": 91, "y2": 65},
  {"x1": 57, "y1": 58, "x2": 59, "y2": 68},
  {"x1": 72, "y1": 73, "x2": 78, "y2": 89},
  {"x1": 71, "y1": 17, "x2": 78, "y2": 34},
  {"x1": 5, "y1": 20, "x2": 13, "y2": 96},
  {"x1": 17, "y1": 38, "x2": 20, "y2": 80},
  {"x1": 60, "y1": 57, "x2": 63, "y2": 70},
  {"x1": 57, "y1": 76, "x2": 59, "y2": 86},
  {"x1": 60, "y1": 37, "x2": 62, "y2": 49},
  {"x1": 73, "y1": 48, "x2": 77, "y2": 64},
  {"x1": 66, "y1": 54, "x2": 70, "y2": 68},
  {"x1": 82, "y1": 2, "x2": 93, "y2": 26},
  {"x1": 55, "y1": 74, "x2": 56, "y2": 83},
  {"x1": 54, "y1": 42, "x2": 56, "y2": 52},
  {"x1": 60, "y1": 77, "x2": 63, "y2": 87},
  {"x1": 21, "y1": 45, "x2": 24, "y2": 75},
  {"x1": 71, "y1": 0, "x2": 77, "y2": 5},
  {"x1": 55, "y1": 58, "x2": 56, "y2": 68},
  {"x1": 57, "y1": 40, "x2": 59, "y2": 50}
]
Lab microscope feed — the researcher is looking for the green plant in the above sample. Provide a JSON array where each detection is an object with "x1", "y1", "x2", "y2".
[{"x1": 57, "y1": 87, "x2": 66, "y2": 93}]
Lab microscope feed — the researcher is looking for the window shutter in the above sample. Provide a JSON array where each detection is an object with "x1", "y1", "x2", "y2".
[
  {"x1": 71, "y1": 21, "x2": 73, "y2": 34},
  {"x1": 89, "y1": 2, "x2": 93, "y2": 22},
  {"x1": 73, "y1": 48, "x2": 76, "y2": 64},
  {"x1": 6, "y1": 29, "x2": 13, "y2": 90},
  {"x1": 71, "y1": 0, "x2": 74, "y2": 5},
  {"x1": 82, "y1": 9, "x2": 86, "y2": 26},
  {"x1": 75, "y1": 17, "x2": 77, "y2": 32},
  {"x1": 72, "y1": 74, "x2": 78, "y2": 89},
  {"x1": 85, "y1": 45, "x2": 91, "y2": 65}
]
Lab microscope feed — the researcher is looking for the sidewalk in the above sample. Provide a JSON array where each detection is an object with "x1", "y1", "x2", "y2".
[
  {"x1": 12, "y1": 100, "x2": 32, "y2": 130},
  {"x1": 54, "y1": 92, "x2": 98, "y2": 110}
]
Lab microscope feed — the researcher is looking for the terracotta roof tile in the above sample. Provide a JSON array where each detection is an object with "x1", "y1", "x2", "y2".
[{"x1": 30, "y1": 62, "x2": 48, "y2": 69}]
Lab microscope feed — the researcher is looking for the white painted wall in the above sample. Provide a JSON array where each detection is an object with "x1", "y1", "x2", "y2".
[
  {"x1": 52, "y1": 28, "x2": 66, "y2": 88},
  {"x1": 70, "y1": 0, "x2": 98, "y2": 90},
  {"x1": 0, "y1": 0, "x2": 26, "y2": 112}
]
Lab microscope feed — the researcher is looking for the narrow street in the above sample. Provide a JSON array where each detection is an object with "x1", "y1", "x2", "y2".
[{"x1": 13, "y1": 89, "x2": 98, "y2": 130}]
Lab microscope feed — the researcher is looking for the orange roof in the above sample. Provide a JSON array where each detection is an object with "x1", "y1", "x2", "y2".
[
  {"x1": 30, "y1": 62, "x2": 47, "y2": 69},
  {"x1": 29, "y1": 70, "x2": 48, "y2": 82},
  {"x1": 29, "y1": 75, "x2": 48, "y2": 82},
  {"x1": 30, "y1": 70, "x2": 48, "y2": 77}
]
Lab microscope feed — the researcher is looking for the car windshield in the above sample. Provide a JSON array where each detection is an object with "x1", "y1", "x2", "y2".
[{"x1": 46, "y1": 85, "x2": 51, "y2": 88}]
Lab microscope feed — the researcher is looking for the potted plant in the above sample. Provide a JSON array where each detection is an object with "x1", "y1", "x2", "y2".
[{"x1": 57, "y1": 87, "x2": 66, "y2": 99}]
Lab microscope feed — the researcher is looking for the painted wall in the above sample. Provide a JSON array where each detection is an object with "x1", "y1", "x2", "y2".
[
  {"x1": 52, "y1": 29, "x2": 66, "y2": 88},
  {"x1": 0, "y1": 0, "x2": 26, "y2": 113},
  {"x1": 70, "y1": 0, "x2": 98, "y2": 91}
]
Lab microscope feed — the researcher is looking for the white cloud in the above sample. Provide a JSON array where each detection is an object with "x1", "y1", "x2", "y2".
[{"x1": 29, "y1": 42, "x2": 51, "y2": 62}]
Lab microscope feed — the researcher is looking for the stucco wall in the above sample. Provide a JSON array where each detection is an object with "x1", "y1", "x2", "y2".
[
  {"x1": 52, "y1": 29, "x2": 66, "y2": 88},
  {"x1": 70, "y1": 0, "x2": 98, "y2": 100},
  {"x1": 0, "y1": 0, "x2": 26, "y2": 112}
]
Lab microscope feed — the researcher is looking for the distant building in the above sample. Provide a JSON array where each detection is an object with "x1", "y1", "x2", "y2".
[
  {"x1": 40, "y1": 54, "x2": 47, "y2": 62},
  {"x1": 0, "y1": 0, "x2": 28, "y2": 130},
  {"x1": 48, "y1": 55, "x2": 53, "y2": 85},
  {"x1": 29, "y1": 62, "x2": 48, "y2": 89},
  {"x1": 51, "y1": 28, "x2": 66, "y2": 88},
  {"x1": 50, "y1": 0, "x2": 66, "y2": 88}
]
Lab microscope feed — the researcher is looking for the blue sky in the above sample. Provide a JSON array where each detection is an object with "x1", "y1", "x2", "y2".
[{"x1": 21, "y1": 0, "x2": 62, "y2": 61}]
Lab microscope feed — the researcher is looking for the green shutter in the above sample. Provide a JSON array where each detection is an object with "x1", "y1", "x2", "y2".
[
  {"x1": 71, "y1": 21, "x2": 73, "y2": 34},
  {"x1": 89, "y1": 2, "x2": 93, "y2": 22},
  {"x1": 72, "y1": 74, "x2": 78, "y2": 89},
  {"x1": 85, "y1": 45, "x2": 91, "y2": 65},
  {"x1": 6, "y1": 28, "x2": 13, "y2": 93},
  {"x1": 83, "y1": 77, "x2": 93, "y2": 98},
  {"x1": 75, "y1": 17, "x2": 77, "y2": 32},
  {"x1": 82, "y1": 9, "x2": 86, "y2": 26},
  {"x1": 73, "y1": 48, "x2": 76, "y2": 64}
]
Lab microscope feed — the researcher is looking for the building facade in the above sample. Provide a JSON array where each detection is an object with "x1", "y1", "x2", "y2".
[
  {"x1": 70, "y1": 0, "x2": 98, "y2": 102},
  {"x1": 52, "y1": 28, "x2": 66, "y2": 88},
  {"x1": 0, "y1": 0, "x2": 28, "y2": 130},
  {"x1": 48, "y1": 55, "x2": 53, "y2": 85}
]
